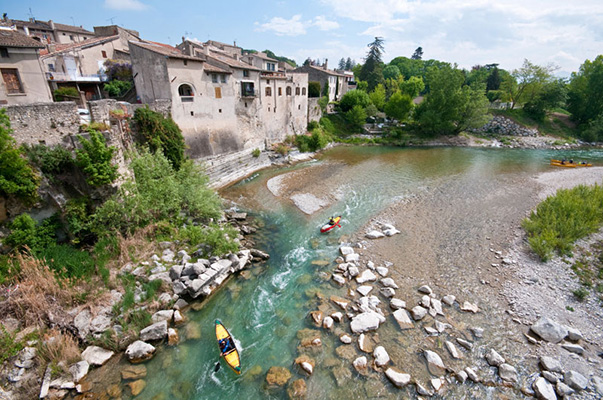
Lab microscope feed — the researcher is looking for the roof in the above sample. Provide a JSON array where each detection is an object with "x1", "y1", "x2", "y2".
[
  {"x1": 207, "y1": 50, "x2": 260, "y2": 71},
  {"x1": 251, "y1": 51, "x2": 279, "y2": 62},
  {"x1": 130, "y1": 41, "x2": 204, "y2": 62},
  {"x1": 9, "y1": 19, "x2": 53, "y2": 31},
  {"x1": 40, "y1": 35, "x2": 120, "y2": 57},
  {"x1": 296, "y1": 64, "x2": 347, "y2": 77},
  {"x1": 53, "y1": 22, "x2": 94, "y2": 35},
  {"x1": 0, "y1": 29, "x2": 45, "y2": 48}
]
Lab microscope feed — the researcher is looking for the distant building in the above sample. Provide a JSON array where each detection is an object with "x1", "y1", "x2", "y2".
[
  {"x1": 0, "y1": 16, "x2": 95, "y2": 45},
  {"x1": 294, "y1": 60, "x2": 348, "y2": 102},
  {"x1": 0, "y1": 28, "x2": 53, "y2": 105},
  {"x1": 40, "y1": 26, "x2": 139, "y2": 102},
  {"x1": 131, "y1": 39, "x2": 308, "y2": 158}
]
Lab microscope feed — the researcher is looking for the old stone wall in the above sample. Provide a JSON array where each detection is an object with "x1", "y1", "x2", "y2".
[
  {"x1": 308, "y1": 98, "x2": 322, "y2": 123},
  {"x1": 473, "y1": 115, "x2": 538, "y2": 137},
  {"x1": 5, "y1": 101, "x2": 80, "y2": 148},
  {"x1": 88, "y1": 99, "x2": 171, "y2": 127}
]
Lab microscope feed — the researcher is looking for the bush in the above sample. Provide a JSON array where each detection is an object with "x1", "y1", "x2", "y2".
[
  {"x1": 339, "y1": 90, "x2": 371, "y2": 112},
  {"x1": 53, "y1": 87, "x2": 79, "y2": 102},
  {"x1": 572, "y1": 288, "x2": 589, "y2": 301},
  {"x1": 64, "y1": 197, "x2": 94, "y2": 244},
  {"x1": 104, "y1": 80, "x2": 132, "y2": 97},
  {"x1": 275, "y1": 144, "x2": 290, "y2": 156},
  {"x1": 134, "y1": 107, "x2": 186, "y2": 170},
  {"x1": 0, "y1": 325, "x2": 22, "y2": 364},
  {"x1": 75, "y1": 130, "x2": 118, "y2": 187},
  {"x1": 251, "y1": 148, "x2": 261, "y2": 158},
  {"x1": 82, "y1": 122, "x2": 110, "y2": 132},
  {"x1": 91, "y1": 149, "x2": 221, "y2": 236},
  {"x1": 4, "y1": 213, "x2": 58, "y2": 251},
  {"x1": 177, "y1": 223, "x2": 239, "y2": 257},
  {"x1": 0, "y1": 110, "x2": 39, "y2": 203},
  {"x1": 522, "y1": 184, "x2": 603, "y2": 261},
  {"x1": 307, "y1": 121, "x2": 319, "y2": 131},
  {"x1": 346, "y1": 105, "x2": 367, "y2": 130},
  {"x1": 23, "y1": 144, "x2": 74, "y2": 176}
]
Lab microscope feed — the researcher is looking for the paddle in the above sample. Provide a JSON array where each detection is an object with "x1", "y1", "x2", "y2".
[{"x1": 214, "y1": 360, "x2": 221, "y2": 372}]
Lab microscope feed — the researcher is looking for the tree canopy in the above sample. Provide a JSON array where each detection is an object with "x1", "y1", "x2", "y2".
[
  {"x1": 358, "y1": 37, "x2": 385, "y2": 92},
  {"x1": 411, "y1": 47, "x2": 423, "y2": 60},
  {"x1": 567, "y1": 55, "x2": 603, "y2": 126}
]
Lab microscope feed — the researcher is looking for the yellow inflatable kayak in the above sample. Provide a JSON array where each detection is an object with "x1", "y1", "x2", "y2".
[{"x1": 215, "y1": 319, "x2": 241, "y2": 375}]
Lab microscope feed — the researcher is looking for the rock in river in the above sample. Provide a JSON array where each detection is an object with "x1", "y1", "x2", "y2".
[
  {"x1": 530, "y1": 317, "x2": 568, "y2": 343},
  {"x1": 350, "y1": 312, "x2": 382, "y2": 333},
  {"x1": 385, "y1": 367, "x2": 411, "y2": 388}
]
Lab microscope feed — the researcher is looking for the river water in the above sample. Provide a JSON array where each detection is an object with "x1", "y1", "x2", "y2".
[{"x1": 103, "y1": 146, "x2": 603, "y2": 399}]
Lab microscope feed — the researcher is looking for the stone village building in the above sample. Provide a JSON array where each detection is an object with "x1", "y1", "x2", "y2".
[
  {"x1": 294, "y1": 60, "x2": 352, "y2": 103},
  {"x1": 0, "y1": 28, "x2": 53, "y2": 105},
  {"x1": 130, "y1": 39, "x2": 308, "y2": 158},
  {"x1": 0, "y1": 16, "x2": 96, "y2": 46}
]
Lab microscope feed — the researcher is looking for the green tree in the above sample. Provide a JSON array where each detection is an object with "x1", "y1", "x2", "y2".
[
  {"x1": 308, "y1": 81, "x2": 321, "y2": 97},
  {"x1": 523, "y1": 79, "x2": 568, "y2": 121},
  {"x1": 383, "y1": 65, "x2": 401, "y2": 81},
  {"x1": 358, "y1": 37, "x2": 385, "y2": 92},
  {"x1": 411, "y1": 46, "x2": 423, "y2": 60},
  {"x1": 415, "y1": 65, "x2": 489, "y2": 135},
  {"x1": 75, "y1": 130, "x2": 118, "y2": 187},
  {"x1": 134, "y1": 107, "x2": 186, "y2": 170},
  {"x1": 567, "y1": 55, "x2": 603, "y2": 126},
  {"x1": 389, "y1": 56, "x2": 423, "y2": 79},
  {"x1": 339, "y1": 89, "x2": 372, "y2": 112},
  {"x1": 399, "y1": 76, "x2": 425, "y2": 98},
  {"x1": 507, "y1": 59, "x2": 557, "y2": 109},
  {"x1": 346, "y1": 105, "x2": 367, "y2": 130},
  {"x1": 0, "y1": 110, "x2": 39, "y2": 203},
  {"x1": 345, "y1": 57, "x2": 355, "y2": 71},
  {"x1": 338, "y1": 58, "x2": 346, "y2": 70},
  {"x1": 322, "y1": 81, "x2": 330, "y2": 98},
  {"x1": 384, "y1": 92, "x2": 413, "y2": 121},
  {"x1": 369, "y1": 84, "x2": 386, "y2": 111},
  {"x1": 486, "y1": 67, "x2": 502, "y2": 91}
]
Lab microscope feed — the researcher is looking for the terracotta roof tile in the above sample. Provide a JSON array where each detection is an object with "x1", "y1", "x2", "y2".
[
  {"x1": 0, "y1": 29, "x2": 45, "y2": 48},
  {"x1": 41, "y1": 35, "x2": 120, "y2": 58},
  {"x1": 53, "y1": 23, "x2": 94, "y2": 35}
]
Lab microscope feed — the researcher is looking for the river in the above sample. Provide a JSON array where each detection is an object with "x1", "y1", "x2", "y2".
[{"x1": 104, "y1": 146, "x2": 603, "y2": 399}]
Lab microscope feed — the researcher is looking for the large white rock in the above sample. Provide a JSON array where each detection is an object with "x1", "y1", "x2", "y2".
[
  {"x1": 540, "y1": 356, "x2": 562, "y2": 372},
  {"x1": 151, "y1": 310, "x2": 174, "y2": 324},
  {"x1": 353, "y1": 356, "x2": 368, "y2": 374},
  {"x1": 423, "y1": 350, "x2": 446, "y2": 375},
  {"x1": 339, "y1": 246, "x2": 354, "y2": 256},
  {"x1": 350, "y1": 312, "x2": 382, "y2": 333},
  {"x1": 345, "y1": 253, "x2": 360, "y2": 263},
  {"x1": 357, "y1": 285, "x2": 373, "y2": 296},
  {"x1": 486, "y1": 349, "x2": 505, "y2": 367},
  {"x1": 366, "y1": 230, "x2": 385, "y2": 239},
  {"x1": 385, "y1": 367, "x2": 411, "y2": 388},
  {"x1": 392, "y1": 309, "x2": 414, "y2": 330},
  {"x1": 376, "y1": 266, "x2": 388, "y2": 276},
  {"x1": 125, "y1": 340, "x2": 156, "y2": 363},
  {"x1": 81, "y1": 346, "x2": 114, "y2": 367},
  {"x1": 411, "y1": 306, "x2": 428, "y2": 320},
  {"x1": 373, "y1": 346, "x2": 390, "y2": 367},
  {"x1": 356, "y1": 270, "x2": 377, "y2": 284},
  {"x1": 69, "y1": 361, "x2": 89, "y2": 383},
  {"x1": 390, "y1": 298, "x2": 406, "y2": 310},
  {"x1": 533, "y1": 377, "x2": 557, "y2": 400},
  {"x1": 140, "y1": 320, "x2": 168, "y2": 342},
  {"x1": 530, "y1": 317, "x2": 568, "y2": 343},
  {"x1": 381, "y1": 278, "x2": 399, "y2": 289},
  {"x1": 445, "y1": 341, "x2": 461, "y2": 359},
  {"x1": 564, "y1": 370, "x2": 588, "y2": 391},
  {"x1": 499, "y1": 364, "x2": 518, "y2": 383}
]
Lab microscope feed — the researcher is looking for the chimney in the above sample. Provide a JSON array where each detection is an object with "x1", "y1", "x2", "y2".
[
  {"x1": 233, "y1": 40, "x2": 236, "y2": 47},
  {"x1": 23, "y1": 26, "x2": 30, "y2": 36},
  {"x1": 324, "y1": 59, "x2": 328, "y2": 70},
  {"x1": 49, "y1": 20, "x2": 55, "y2": 30},
  {"x1": 204, "y1": 45, "x2": 209, "y2": 56}
]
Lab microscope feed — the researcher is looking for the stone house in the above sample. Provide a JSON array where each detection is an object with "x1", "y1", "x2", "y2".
[
  {"x1": 39, "y1": 26, "x2": 139, "y2": 102},
  {"x1": 0, "y1": 16, "x2": 95, "y2": 45},
  {"x1": 132, "y1": 39, "x2": 308, "y2": 159},
  {"x1": 294, "y1": 61, "x2": 348, "y2": 102},
  {"x1": 0, "y1": 28, "x2": 53, "y2": 105}
]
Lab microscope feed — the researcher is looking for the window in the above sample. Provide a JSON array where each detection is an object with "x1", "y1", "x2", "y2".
[
  {"x1": 83, "y1": 37, "x2": 87, "y2": 40},
  {"x1": 266, "y1": 62, "x2": 276, "y2": 71},
  {"x1": 286, "y1": 87, "x2": 292, "y2": 96},
  {"x1": 243, "y1": 70, "x2": 249, "y2": 78},
  {"x1": 1, "y1": 69, "x2": 24, "y2": 94},
  {"x1": 48, "y1": 64, "x2": 55, "y2": 72},
  {"x1": 265, "y1": 87, "x2": 271, "y2": 96},
  {"x1": 241, "y1": 82, "x2": 254, "y2": 97},
  {"x1": 183, "y1": 60, "x2": 188, "y2": 66},
  {"x1": 101, "y1": 50, "x2": 107, "y2": 58},
  {"x1": 0, "y1": 48, "x2": 8, "y2": 58},
  {"x1": 302, "y1": 87, "x2": 306, "y2": 96},
  {"x1": 221, "y1": 74, "x2": 226, "y2": 83},
  {"x1": 215, "y1": 87, "x2": 222, "y2": 98},
  {"x1": 295, "y1": 87, "x2": 300, "y2": 95},
  {"x1": 178, "y1": 84, "x2": 194, "y2": 102},
  {"x1": 69, "y1": 35, "x2": 74, "y2": 40},
  {"x1": 212, "y1": 74, "x2": 218, "y2": 83},
  {"x1": 278, "y1": 87, "x2": 282, "y2": 96}
]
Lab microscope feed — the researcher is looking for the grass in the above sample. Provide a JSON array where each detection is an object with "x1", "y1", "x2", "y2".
[
  {"x1": 0, "y1": 325, "x2": 23, "y2": 364},
  {"x1": 522, "y1": 184, "x2": 603, "y2": 261}
]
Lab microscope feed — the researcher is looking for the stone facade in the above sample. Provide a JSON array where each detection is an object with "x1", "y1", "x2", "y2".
[
  {"x1": 308, "y1": 98, "x2": 322, "y2": 123},
  {"x1": 293, "y1": 63, "x2": 347, "y2": 102},
  {"x1": 5, "y1": 101, "x2": 79, "y2": 147}
]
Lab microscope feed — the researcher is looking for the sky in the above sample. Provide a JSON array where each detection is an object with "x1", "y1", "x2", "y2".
[{"x1": 3, "y1": 0, "x2": 603, "y2": 76}]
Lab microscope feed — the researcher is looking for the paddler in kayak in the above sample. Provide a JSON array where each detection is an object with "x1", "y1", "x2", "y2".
[{"x1": 328, "y1": 216, "x2": 336, "y2": 225}]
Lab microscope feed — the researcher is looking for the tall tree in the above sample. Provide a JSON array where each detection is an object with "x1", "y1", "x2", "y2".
[
  {"x1": 486, "y1": 67, "x2": 501, "y2": 91},
  {"x1": 338, "y1": 58, "x2": 346, "y2": 70},
  {"x1": 411, "y1": 46, "x2": 423, "y2": 60},
  {"x1": 345, "y1": 57, "x2": 355, "y2": 71},
  {"x1": 507, "y1": 59, "x2": 557, "y2": 109},
  {"x1": 415, "y1": 65, "x2": 489, "y2": 135},
  {"x1": 567, "y1": 55, "x2": 603, "y2": 126},
  {"x1": 383, "y1": 65, "x2": 401, "y2": 80},
  {"x1": 359, "y1": 37, "x2": 385, "y2": 92}
]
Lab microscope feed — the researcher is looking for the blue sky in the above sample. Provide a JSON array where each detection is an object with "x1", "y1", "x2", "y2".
[{"x1": 4, "y1": 0, "x2": 603, "y2": 76}]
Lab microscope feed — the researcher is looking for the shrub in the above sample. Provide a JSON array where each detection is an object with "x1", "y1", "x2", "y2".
[
  {"x1": 104, "y1": 80, "x2": 132, "y2": 97},
  {"x1": 23, "y1": 144, "x2": 74, "y2": 176},
  {"x1": 37, "y1": 244, "x2": 96, "y2": 280},
  {"x1": 339, "y1": 90, "x2": 371, "y2": 112},
  {"x1": 307, "y1": 121, "x2": 319, "y2": 131},
  {"x1": 53, "y1": 87, "x2": 79, "y2": 102},
  {"x1": 134, "y1": 107, "x2": 186, "y2": 170},
  {"x1": 0, "y1": 110, "x2": 39, "y2": 203},
  {"x1": 179, "y1": 223, "x2": 239, "y2": 257},
  {"x1": 346, "y1": 105, "x2": 367, "y2": 130},
  {"x1": 522, "y1": 184, "x2": 603, "y2": 261},
  {"x1": 251, "y1": 148, "x2": 261, "y2": 158},
  {"x1": 75, "y1": 130, "x2": 118, "y2": 186},
  {"x1": 0, "y1": 325, "x2": 22, "y2": 364},
  {"x1": 275, "y1": 144, "x2": 290, "y2": 156},
  {"x1": 82, "y1": 122, "x2": 110, "y2": 132},
  {"x1": 572, "y1": 288, "x2": 589, "y2": 301},
  {"x1": 4, "y1": 213, "x2": 58, "y2": 251}
]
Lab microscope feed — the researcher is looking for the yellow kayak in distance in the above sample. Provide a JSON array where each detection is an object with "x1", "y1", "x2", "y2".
[
  {"x1": 550, "y1": 159, "x2": 592, "y2": 168},
  {"x1": 215, "y1": 319, "x2": 241, "y2": 375}
]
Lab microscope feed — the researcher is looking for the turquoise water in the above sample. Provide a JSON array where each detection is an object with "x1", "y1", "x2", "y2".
[{"x1": 116, "y1": 146, "x2": 603, "y2": 399}]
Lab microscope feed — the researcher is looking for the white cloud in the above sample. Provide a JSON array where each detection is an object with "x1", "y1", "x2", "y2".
[
  {"x1": 104, "y1": 0, "x2": 148, "y2": 11},
  {"x1": 313, "y1": 16, "x2": 339, "y2": 31},
  {"x1": 320, "y1": 0, "x2": 603, "y2": 72},
  {"x1": 255, "y1": 15, "x2": 307, "y2": 36}
]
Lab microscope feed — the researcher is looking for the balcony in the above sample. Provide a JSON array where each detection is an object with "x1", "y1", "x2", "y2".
[
  {"x1": 260, "y1": 71, "x2": 286, "y2": 79},
  {"x1": 46, "y1": 72, "x2": 108, "y2": 83}
]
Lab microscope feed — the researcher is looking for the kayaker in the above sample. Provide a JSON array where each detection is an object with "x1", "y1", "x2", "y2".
[
  {"x1": 219, "y1": 338, "x2": 232, "y2": 354},
  {"x1": 329, "y1": 216, "x2": 336, "y2": 225}
]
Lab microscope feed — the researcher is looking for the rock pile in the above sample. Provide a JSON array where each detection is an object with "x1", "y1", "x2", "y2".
[{"x1": 472, "y1": 115, "x2": 539, "y2": 137}]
